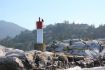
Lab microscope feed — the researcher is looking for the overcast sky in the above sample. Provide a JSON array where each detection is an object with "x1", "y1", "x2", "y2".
[{"x1": 0, "y1": 0, "x2": 105, "y2": 30}]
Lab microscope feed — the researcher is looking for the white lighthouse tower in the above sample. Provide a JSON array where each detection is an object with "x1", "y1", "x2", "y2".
[{"x1": 35, "y1": 17, "x2": 45, "y2": 51}]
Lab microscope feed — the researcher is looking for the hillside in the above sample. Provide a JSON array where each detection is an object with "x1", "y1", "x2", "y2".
[
  {"x1": 0, "y1": 22, "x2": 105, "y2": 50},
  {"x1": 0, "y1": 20, "x2": 26, "y2": 40}
]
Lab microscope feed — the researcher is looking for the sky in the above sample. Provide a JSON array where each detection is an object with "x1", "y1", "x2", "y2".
[{"x1": 0, "y1": 0, "x2": 105, "y2": 30}]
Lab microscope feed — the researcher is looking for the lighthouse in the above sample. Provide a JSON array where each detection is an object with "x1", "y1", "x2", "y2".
[
  {"x1": 36, "y1": 17, "x2": 43, "y2": 44},
  {"x1": 34, "y1": 17, "x2": 45, "y2": 51}
]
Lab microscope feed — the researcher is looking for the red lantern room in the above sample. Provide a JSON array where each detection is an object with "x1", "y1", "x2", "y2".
[{"x1": 36, "y1": 17, "x2": 43, "y2": 29}]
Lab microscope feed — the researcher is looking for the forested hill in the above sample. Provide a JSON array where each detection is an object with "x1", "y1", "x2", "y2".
[
  {"x1": 44, "y1": 22, "x2": 105, "y2": 42},
  {"x1": 0, "y1": 22, "x2": 105, "y2": 50}
]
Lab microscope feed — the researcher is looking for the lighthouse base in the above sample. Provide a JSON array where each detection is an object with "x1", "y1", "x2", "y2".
[{"x1": 34, "y1": 43, "x2": 46, "y2": 51}]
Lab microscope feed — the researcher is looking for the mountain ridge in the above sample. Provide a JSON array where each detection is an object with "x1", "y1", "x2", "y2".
[{"x1": 0, "y1": 20, "x2": 27, "y2": 40}]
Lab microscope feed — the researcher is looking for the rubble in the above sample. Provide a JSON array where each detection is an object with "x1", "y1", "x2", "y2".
[{"x1": 0, "y1": 39, "x2": 105, "y2": 70}]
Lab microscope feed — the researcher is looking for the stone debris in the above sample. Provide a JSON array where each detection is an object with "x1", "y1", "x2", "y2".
[{"x1": 0, "y1": 39, "x2": 105, "y2": 70}]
